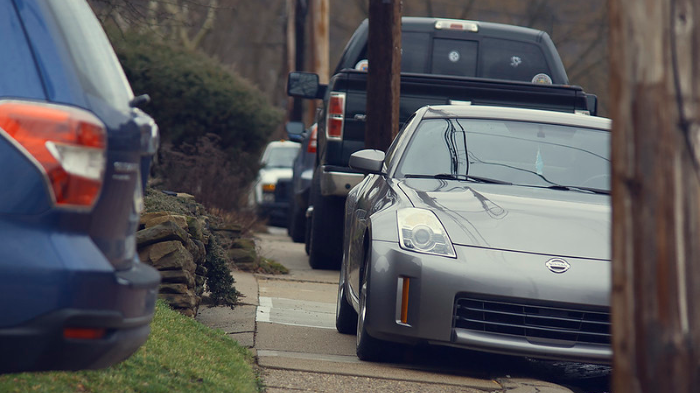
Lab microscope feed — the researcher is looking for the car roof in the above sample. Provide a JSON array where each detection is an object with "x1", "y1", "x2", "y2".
[
  {"x1": 421, "y1": 105, "x2": 611, "y2": 130},
  {"x1": 265, "y1": 140, "x2": 300, "y2": 149}
]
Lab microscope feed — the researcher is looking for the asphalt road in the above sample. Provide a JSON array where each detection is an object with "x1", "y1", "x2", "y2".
[{"x1": 202, "y1": 226, "x2": 612, "y2": 393}]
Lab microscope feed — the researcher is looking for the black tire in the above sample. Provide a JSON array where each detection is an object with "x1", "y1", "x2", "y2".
[
  {"x1": 288, "y1": 197, "x2": 306, "y2": 243},
  {"x1": 336, "y1": 267, "x2": 357, "y2": 334},
  {"x1": 356, "y1": 251, "x2": 397, "y2": 361},
  {"x1": 304, "y1": 214, "x2": 311, "y2": 255},
  {"x1": 307, "y1": 176, "x2": 344, "y2": 270}
]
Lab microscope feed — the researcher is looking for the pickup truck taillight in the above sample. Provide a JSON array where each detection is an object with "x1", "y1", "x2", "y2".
[
  {"x1": 0, "y1": 101, "x2": 106, "y2": 209},
  {"x1": 326, "y1": 92, "x2": 346, "y2": 140},
  {"x1": 308, "y1": 124, "x2": 318, "y2": 153}
]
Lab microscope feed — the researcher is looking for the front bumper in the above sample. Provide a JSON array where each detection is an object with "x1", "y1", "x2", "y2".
[
  {"x1": 320, "y1": 165, "x2": 364, "y2": 197},
  {"x1": 363, "y1": 241, "x2": 612, "y2": 364}
]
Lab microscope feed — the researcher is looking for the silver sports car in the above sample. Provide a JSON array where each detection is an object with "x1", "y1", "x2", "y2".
[{"x1": 336, "y1": 105, "x2": 612, "y2": 364}]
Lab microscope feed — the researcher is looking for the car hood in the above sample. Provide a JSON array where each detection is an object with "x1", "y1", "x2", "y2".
[
  {"x1": 398, "y1": 179, "x2": 610, "y2": 260},
  {"x1": 258, "y1": 168, "x2": 293, "y2": 184}
]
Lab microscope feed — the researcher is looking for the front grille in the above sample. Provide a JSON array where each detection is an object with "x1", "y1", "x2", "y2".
[
  {"x1": 275, "y1": 179, "x2": 291, "y2": 203},
  {"x1": 454, "y1": 296, "x2": 610, "y2": 345}
]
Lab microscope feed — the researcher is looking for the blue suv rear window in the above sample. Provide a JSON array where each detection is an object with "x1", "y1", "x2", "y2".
[
  {"x1": 0, "y1": 1, "x2": 45, "y2": 99},
  {"x1": 42, "y1": 0, "x2": 133, "y2": 111}
]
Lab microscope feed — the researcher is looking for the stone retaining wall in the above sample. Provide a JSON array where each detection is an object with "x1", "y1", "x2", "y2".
[
  {"x1": 135, "y1": 210, "x2": 260, "y2": 316},
  {"x1": 137, "y1": 213, "x2": 208, "y2": 317}
]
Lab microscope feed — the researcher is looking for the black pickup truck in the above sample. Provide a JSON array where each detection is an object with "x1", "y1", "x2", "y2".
[{"x1": 288, "y1": 17, "x2": 598, "y2": 269}]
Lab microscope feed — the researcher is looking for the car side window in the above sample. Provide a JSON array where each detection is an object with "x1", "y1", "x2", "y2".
[{"x1": 0, "y1": 2, "x2": 45, "y2": 99}]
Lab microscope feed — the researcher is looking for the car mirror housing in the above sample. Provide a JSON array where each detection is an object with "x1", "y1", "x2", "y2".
[
  {"x1": 287, "y1": 72, "x2": 327, "y2": 99},
  {"x1": 349, "y1": 149, "x2": 385, "y2": 174},
  {"x1": 285, "y1": 121, "x2": 305, "y2": 142}
]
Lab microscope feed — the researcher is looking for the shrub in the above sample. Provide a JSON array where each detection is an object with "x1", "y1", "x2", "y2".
[
  {"x1": 154, "y1": 134, "x2": 257, "y2": 212},
  {"x1": 205, "y1": 236, "x2": 240, "y2": 307},
  {"x1": 109, "y1": 29, "x2": 282, "y2": 152},
  {"x1": 107, "y1": 28, "x2": 283, "y2": 211}
]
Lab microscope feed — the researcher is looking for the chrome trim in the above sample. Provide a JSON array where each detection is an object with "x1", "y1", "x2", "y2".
[
  {"x1": 545, "y1": 258, "x2": 571, "y2": 274},
  {"x1": 449, "y1": 329, "x2": 611, "y2": 363},
  {"x1": 320, "y1": 170, "x2": 364, "y2": 196}
]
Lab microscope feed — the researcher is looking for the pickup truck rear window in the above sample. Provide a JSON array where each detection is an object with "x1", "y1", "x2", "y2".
[
  {"x1": 479, "y1": 38, "x2": 551, "y2": 82},
  {"x1": 431, "y1": 38, "x2": 478, "y2": 77},
  {"x1": 398, "y1": 34, "x2": 552, "y2": 83}
]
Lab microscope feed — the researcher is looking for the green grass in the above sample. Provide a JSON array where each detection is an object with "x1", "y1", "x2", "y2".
[{"x1": 0, "y1": 301, "x2": 260, "y2": 393}]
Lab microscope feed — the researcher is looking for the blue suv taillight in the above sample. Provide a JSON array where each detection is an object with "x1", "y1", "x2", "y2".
[{"x1": 0, "y1": 100, "x2": 106, "y2": 209}]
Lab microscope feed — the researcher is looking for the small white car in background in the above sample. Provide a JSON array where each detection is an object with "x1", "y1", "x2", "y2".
[{"x1": 251, "y1": 140, "x2": 300, "y2": 227}]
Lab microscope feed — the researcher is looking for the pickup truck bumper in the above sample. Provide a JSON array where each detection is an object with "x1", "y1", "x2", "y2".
[{"x1": 320, "y1": 166, "x2": 365, "y2": 197}]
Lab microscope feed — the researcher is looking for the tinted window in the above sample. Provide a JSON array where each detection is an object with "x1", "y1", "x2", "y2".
[
  {"x1": 0, "y1": 2, "x2": 44, "y2": 99},
  {"x1": 431, "y1": 38, "x2": 478, "y2": 77},
  {"x1": 43, "y1": 0, "x2": 133, "y2": 111},
  {"x1": 398, "y1": 118, "x2": 610, "y2": 190},
  {"x1": 480, "y1": 38, "x2": 551, "y2": 82},
  {"x1": 401, "y1": 32, "x2": 430, "y2": 73}
]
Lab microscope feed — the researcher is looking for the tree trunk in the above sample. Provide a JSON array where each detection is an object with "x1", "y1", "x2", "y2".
[
  {"x1": 365, "y1": 0, "x2": 401, "y2": 151},
  {"x1": 286, "y1": 0, "x2": 297, "y2": 122},
  {"x1": 306, "y1": 0, "x2": 329, "y2": 125},
  {"x1": 609, "y1": 1, "x2": 700, "y2": 392},
  {"x1": 292, "y1": 0, "x2": 308, "y2": 122}
]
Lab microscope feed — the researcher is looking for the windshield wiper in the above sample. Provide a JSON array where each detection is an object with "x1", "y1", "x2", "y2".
[
  {"x1": 404, "y1": 174, "x2": 511, "y2": 185},
  {"x1": 546, "y1": 184, "x2": 610, "y2": 195}
]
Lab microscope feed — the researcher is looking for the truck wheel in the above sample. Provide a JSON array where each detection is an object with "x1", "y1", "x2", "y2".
[
  {"x1": 304, "y1": 214, "x2": 311, "y2": 255},
  {"x1": 308, "y1": 180, "x2": 344, "y2": 270}
]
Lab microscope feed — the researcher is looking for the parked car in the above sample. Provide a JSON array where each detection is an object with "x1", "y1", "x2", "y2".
[
  {"x1": 287, "y1": 123, "x2": 318, "y2": 246},
  {"x1": 0, "y1": 0, "x2": 160, "y2": 374},
  {"x1": 336, "y1": 105, "x2": 612, "y2": 364},
  {"x1": 251, "y1": 140, "x2": 301, "y2": 227},
  {"x1": 288, "y1": 16, "x2": 599, "y2": 270}
]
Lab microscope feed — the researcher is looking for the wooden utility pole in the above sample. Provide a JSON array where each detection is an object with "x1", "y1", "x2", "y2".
[
  {"x1": 365, "y1": 0, "x2": 401, "y2": 151},
  {"x1": 306, "y1": 0, "x2": 329, "y2": 125},
  {"x1": 609, "y1": 1, "x2": 700, "y2": 392},
  {"x1": 286, "y1": 0, "x2": 297, "y2": 122},
  {"x1": 286, "y1": 0, "x2": 308, "y2": 123}
]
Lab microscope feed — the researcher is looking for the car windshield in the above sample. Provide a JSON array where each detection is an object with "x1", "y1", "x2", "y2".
[
  {"x1": 264, "y1": 146, "x2": 299, "y2": 168},
  {"x1": 396, "y1": 118, "x2": 610, "y2": 191}
]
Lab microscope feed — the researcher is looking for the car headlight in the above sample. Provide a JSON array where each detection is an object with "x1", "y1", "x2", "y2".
[{"x1": 397, "y1": 208, "x2": 456, "y2": 258}]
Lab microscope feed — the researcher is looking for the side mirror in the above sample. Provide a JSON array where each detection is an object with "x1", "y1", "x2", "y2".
[
  {"x1": 285, "y1": 121, "x2": 305, "y2": 143},
  {"x1": 287, "y1": 72, "x2": 327, "y2": 99},
  {"x1": 349, "y1": 149, "x2": 385, "y2": 174}
]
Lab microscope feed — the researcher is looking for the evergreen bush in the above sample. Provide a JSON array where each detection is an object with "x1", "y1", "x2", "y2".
[{"x1": 107, "y1": 29, "x2": 284, "y2": 210}]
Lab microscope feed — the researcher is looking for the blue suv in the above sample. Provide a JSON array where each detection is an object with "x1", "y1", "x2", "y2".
[{"x1": 0, "y1": 0, "x2": 160, "y2": 373}]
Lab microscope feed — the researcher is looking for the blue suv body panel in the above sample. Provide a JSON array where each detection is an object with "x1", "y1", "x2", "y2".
[{"x1": 0, "y1": 0, "x2": 160, "y2": 373}]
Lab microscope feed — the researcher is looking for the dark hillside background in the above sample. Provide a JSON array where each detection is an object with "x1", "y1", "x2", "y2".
[
  {"x1": 90, "y1": 0, "x2": 607, "y2": 212},
  {"x1": 92, "y1": 0, "x2": 609, "y2": 116}
]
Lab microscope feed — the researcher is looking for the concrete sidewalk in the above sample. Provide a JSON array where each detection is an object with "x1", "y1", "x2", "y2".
[
  {"x1": 196, "y1": 269, "x2": 259, "y2": 350},
  {"x1": 195, "y1": 268, "x2": 577, "y2": 393}
]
